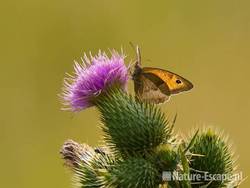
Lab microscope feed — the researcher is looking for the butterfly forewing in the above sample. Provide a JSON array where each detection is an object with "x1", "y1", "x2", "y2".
[{"x1": 142, "y1": 67, "x2": 193, "y2": 95}]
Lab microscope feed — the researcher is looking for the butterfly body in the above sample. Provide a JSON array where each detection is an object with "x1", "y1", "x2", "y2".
[{"x1": 132, "y1": 47, "x2": 193, "y2": 104}]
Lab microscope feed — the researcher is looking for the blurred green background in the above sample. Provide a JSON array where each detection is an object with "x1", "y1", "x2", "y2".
[{"x1": 1, "y1": 0, "x2": 249, "y2": 187}]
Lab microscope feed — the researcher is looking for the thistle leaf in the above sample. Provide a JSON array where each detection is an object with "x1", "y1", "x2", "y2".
[
  {"x1": 188, "y1": 128, "x2": 234, "y2": 188},
  {"x1": 96, "y1": 89, "x2": 172, "y2": 157},
  {"x1": 108, "y1": 157, "x2": 160, "y2": 188}
]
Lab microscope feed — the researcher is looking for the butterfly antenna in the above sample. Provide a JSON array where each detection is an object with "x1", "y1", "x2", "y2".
[
  {"x1": 136, "y1": 45, "x2": 142, "y2": 67},
  {"x1": 129, "y1": 42, "x2": 142, "y2": 66}
]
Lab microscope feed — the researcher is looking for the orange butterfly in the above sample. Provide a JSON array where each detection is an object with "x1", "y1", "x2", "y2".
[{"x1": 132, "y1": 46, "x2": 193, "y2": 103}]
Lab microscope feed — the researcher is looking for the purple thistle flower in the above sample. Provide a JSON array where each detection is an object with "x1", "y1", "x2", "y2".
[{"x1": 61, "y1": 50, "x2": 128, "y2": 111}]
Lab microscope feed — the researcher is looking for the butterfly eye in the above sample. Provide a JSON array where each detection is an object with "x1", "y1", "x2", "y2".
[{"x1": 176, "y1": 79, "x2": 182, "y2": 84}]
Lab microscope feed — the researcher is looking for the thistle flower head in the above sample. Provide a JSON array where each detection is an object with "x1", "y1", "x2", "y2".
[
  {"x1": 60, "y1": 139, "x2": 95, "y2": 169},
  {"x1": 61, "y1": 50, "x2": 128, "y2": 111}
]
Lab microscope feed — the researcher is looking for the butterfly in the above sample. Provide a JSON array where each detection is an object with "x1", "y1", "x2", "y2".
[{"x1": 132, "y1": 46, "x2": 193, "y2": 104}]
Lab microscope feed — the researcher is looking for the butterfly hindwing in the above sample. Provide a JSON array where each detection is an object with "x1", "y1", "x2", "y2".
[{"x1": 134, "y1": 73, "x2": 170, "y2": 103}]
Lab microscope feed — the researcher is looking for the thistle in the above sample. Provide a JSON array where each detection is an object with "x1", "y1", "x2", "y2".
[
  {"x1": 187, "y1": 129, "x2": 235, "y2": 187},
  {"x1": 61, "y1": 50, "x2": 128, "y2": 111},
  {"x1": 60, "y1": 49, "x2": 243, "y2": 188}
]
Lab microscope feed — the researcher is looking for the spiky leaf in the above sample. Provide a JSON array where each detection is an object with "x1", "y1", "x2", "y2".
[
  {"x1": 108, "y1": 158, "x2": 160, "y2": 188},
  {"x1": 97, "y1": 89, "x2": 172, "y2": 157},
  {"x1": 188, "y1": 129, "x2": 234, "y2": 188}
]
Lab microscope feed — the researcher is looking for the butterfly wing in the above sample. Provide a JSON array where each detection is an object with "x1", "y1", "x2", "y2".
[
  {"x1": 134, "y1": 72, "x2": 171, "y2": 103},
  {"x1": 142, "y1": 67, "x2": 193, "y2": 95}
]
